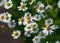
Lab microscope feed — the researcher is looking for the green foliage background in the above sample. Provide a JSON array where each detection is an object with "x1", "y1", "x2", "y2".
[{"x1": 5, "y1": 0, "x2": 60, "y2": 43}]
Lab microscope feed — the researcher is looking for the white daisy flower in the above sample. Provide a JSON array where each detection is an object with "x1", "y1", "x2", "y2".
[
  {"x1": 18, "y1": 2, "x2": 28, "y2": 11},
  {"x1": 0, "y1": 0, "x2": 6, "y2": 6},
  {"x1": 18, "y1": 17, "x2": 25, "y2": 25},
  {"x1": 42, "y1": 25, "x2": 54, "y2": 35},
  {"x1": 38, "y1": 31, "x2": 47, "y2": 38},
  {"x1": 29, "y1": 0, "x2": 36, "y2": 5},
  {"x1": 23, "y1": 18, "x2": 34, "y2": 25},
  {"x1": 35, "y1": 1, "x2": 45, "y2": 13},
  {"x1": 55, "y1": 40, "x2": 60, "y2": 43},
  {"x1": 11, "y1": 30, "x2": 21, "y2": 39},
  {"x1": 3, "y1": 12, "x2": 12, "y2": 23},
  {"x1": 8, "y1": 20, "x2": 16, "y2": 28},
  {"x1": 21, "y1": 0, "x2": 28, "y2": 2},
  {"x1": 4, "y1": 0, "x2": 13, "y2": 9},
  {"x1": 57, "y1": 0, "x2": 60, "y2": 8},
  {"x1": 20, "y1": 12, "x2": 33, "y2": 25},
  {"x1": 31, "y1": 27, "x2": 39, "y2": 34},
  {"x1": 0, "y1": 13, "x2": 4, "y2": 22},
  {"x1": 24, "y1": 31, "x2": 31, "y2": 37},
  {"x1": 45, "y1": 18, "x2": 54, "y2": 26},
  {"x1": 24, "y1": 24, "x2": 31, "y2": 31},
  {"x1": 24, "y1": 12, "x2": 32, "y2": 19},
  {"x1": 30, "y1": 22, "x2": 38, "y2": 28},
  {"x1": 33, "y1": 14, "x2": 41, "y2": 21},
  {"x1": 45, "y1": 5, "x2": 53, "y2": 11},
  {"x1": 32, "y1": 36, "x2": 40, "y2": 43}
]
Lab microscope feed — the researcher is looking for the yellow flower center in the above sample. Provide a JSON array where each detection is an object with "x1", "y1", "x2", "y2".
[
  {"x1": 27, "y1": 26, "x2": 31, "y2": 29},
  {"x1": 32, "y1": 27, "x2": 36, "y2": 31},
  {"x1": 25, "y1": 14, "x2": 30, "y2": 19},
  {"x1": 27, "y1": 31, "x2": 30, "y2": 34},
  {"x1": 34, "y1": 38, "x2": 38, "y2": 42},
  {"x1": 13, "y1": 31, "x2": 18, "y2": 36},
  {"x1": 38, "y1": 6, "x2": 42, "y2": 10},
  {"x1": 32, "y1": 24, "x2": 36, "y2": 27},
  {"x1": 35, "y1": 15, "x2": 39, "y2": 19},
  {"x1": 26, "y1": 16, "x2": 30, "y2": 19},
  {"x1": 45, "y1": 26, "x2": 50, "y2": 30},
  {"x1": 20, "y1": 18, "x2": 24, "y2": 22},
  {"x1": 4, "y1": 15, "x2": 9, "y2": 20},
  {"x1": 20, "y1": 4, "x2": 25, "y2": 8},
  {"x1": 41, "y1": 32, "x2": 44, "y2": 36},
  {"x1": 0, "y1": 16, "x2": 4, "y2": 19},
  {"x1": 26, "y1": 19, "x2": 31, "y2": 23},
  {"x1": 47, "y1": 19, "x2": 50, "y2": 23},
  {"x1": 6, "y1": 2, "x2": 10, "y2": 6}
]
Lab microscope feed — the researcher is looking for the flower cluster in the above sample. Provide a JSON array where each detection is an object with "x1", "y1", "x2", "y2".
[
  {"x1": 18, "y1": 12, "x2": 41, "y2": 37},
  {"x1": 0, "y1": 0, "x2": 60, "y2": 43},
  {"x1": 0, "y1": 12, "x2": 16, "y2": 28}
]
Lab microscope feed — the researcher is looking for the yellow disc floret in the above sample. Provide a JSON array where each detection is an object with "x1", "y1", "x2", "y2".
[
  {"x1": 38, "y1": 6, "x2": 42, "y2": 10},
  {"x1": 26, "y1": 19, "x2": 31, "y2": 23},
  {"x1": 45, "y1": 26, "x2": 50, "y2": 30},
  {"x1": 41, "y1": 32, "x2": 44, "y2": 36},
  {"x1": 34, "y1": 38, "x2": 38, "y2": 42},
  {"x1": 20, "y1": 3, "x2": 25, "y2": 9},
  {"x1": 35, "y1": 15, "x2": 39, "y2": 19},
  {"x1": 4, "y1": 15, "x2": 9, "y2": 20},
  {"x1": 0, "y1": 16, "x2": 4, "y2": 19},
  {"x1": 13, "y1": 31, "x2": 18, "y2": 36},
  {"x1": 6, "y1": 2, "x2": 10, "y2": 6},
  {"x1": 20, "y1": 17, "x2": 24, "y2": 22}
]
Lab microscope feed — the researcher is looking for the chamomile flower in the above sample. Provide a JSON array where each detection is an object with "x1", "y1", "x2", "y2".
[
  {"x1": 18, "y1": 17, "x2": 25, "y2": 25},
  {"x1": 35, "y1": 1, "x2": 45, "y2": 13},
  {"x1": 8, "y1": 20, "x2": 16, "y2": 28},
  {"x1": 42, "y1": 25, "x2": 54, "y2": 35},
  {"x1": 57, "y1": 0, "x2": 60, "y2": 8},
  {"x1": 0, "y1": 13, "x2": 4, "y2": 22},
  {"x1": 45, "y1": 18, "x2": 54, "y2": 26},
  {"x1": 32, "y1": 36, "x2": 40, "y2": 43},
  {"x1": 4, "y1": 0, "x2": 13, "y2": 9},
  {"x1": 18, "y1": 2, "x2": 28, "y2": 11},
  {"x1": 30, "y1": 22, "x2": 38, "y2": 28},
  {"x1": 29, "y1": 0, "x2": 36, "y2": 5},
  {"x1": 11, "y1": 30, "x2": 21, "y2": 39},
  {"x1": 38, "y1": 31, "x2": 47, "y2": 38},
  {"x1": 24, "y1": 24, "x2": 31, "y2": 31},
  {"x1": 45, "y1": 5, "x2": 53, "y2": 11},
  {"x1": 24, "y1": 12, "x2": 31, "y2": 19},
  {"x1": 0, "y1": 0, "x2": 6, "y2": 6},
  {"x1": 31, "y1": 27, "x2": 39, "y2": 34},
  {"x1": 3, "y1": 12, "x2": 12, "y2": 23},
  {"x1": 33, "y1": 14, "x2": 41, "y2": 21},
  {"x1": 24, "y1": 18, "x2": 33, "y2": 25},
  {"x1": 24, "y1": 31, "x2": 31, "y2": 37}
]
